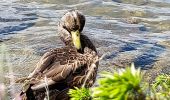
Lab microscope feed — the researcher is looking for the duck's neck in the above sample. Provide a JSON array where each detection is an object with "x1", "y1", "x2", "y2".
[{"x1": 77, "y1": 48, "x2": 84, "y2": 53}]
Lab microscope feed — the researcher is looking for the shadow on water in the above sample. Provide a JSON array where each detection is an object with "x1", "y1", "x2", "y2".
[
  {"x1": 0, "y1": 13, "x2": 37, "y2": 36},
  {"x1": 103, "y1": 40, "x2": 141, "y2": 60},
  {"x1": 103, "y1": 52, "x2": 117, "y2": 60},
  {"x1": 0, "y1": 17, "x2": 37, "y2": 22},
  {"x1": 119, "y1": 43, "x2": 137, "y2": 52},
  {"x1": 112, "y1": 0, "x2": 122, "y2": 3},
  {"x1": 103, "y1": 40, "x2": 140, "y2": 60},
  {"x1": 0, "y1": 22, "x2": 35, "y2": 35},
  {"x1": 119, "y1": 39, "x2": 151, "y2": 52},
  {"x1": 134, "y1": 43, "x2": 165, "y2": 69},
  {"x1": 103, "y1": 38, "x2": 165, "y2": 69},
  {"x1": 0, "y1": 2, "x2": 38, "y2": 37}
]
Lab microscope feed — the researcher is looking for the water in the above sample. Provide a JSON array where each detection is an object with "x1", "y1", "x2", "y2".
[{"x1": 0, "y1": 0, "x2": 170, "y2": 98}]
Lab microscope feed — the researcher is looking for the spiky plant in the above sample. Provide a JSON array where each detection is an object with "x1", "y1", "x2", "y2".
[
  {"x1": 92, "y1": 64, "x2": 145, "y2": 100},
  {"x1": 68, "y1": 87, "x2": 91, "y2": 100}
]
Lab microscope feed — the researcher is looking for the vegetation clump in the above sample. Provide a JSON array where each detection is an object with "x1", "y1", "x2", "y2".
[
  {"x1": 151, "y1": 74, "x2": 170, "y2": 99},
  {"x1": 69, "y1": 64, "x2": 170, "y2": 100},
  {"x1": 68, "y1": 87, "x2": 91, "y2": 100},
  {"x1": 92, "y1": 64, "x2": 144, "y2": 100}
]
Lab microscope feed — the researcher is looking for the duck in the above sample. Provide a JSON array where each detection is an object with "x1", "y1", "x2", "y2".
[{"x1": 15, "y1": 10, "x2": 99, "y2": 100}]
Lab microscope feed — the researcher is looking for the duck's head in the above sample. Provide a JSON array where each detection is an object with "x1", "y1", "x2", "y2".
[{"x1": 58, "y1": 10, "x2": 85, "y2": 50}]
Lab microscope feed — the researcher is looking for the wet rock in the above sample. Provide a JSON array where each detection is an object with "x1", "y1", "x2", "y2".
[{"x1": 124, "y1": 17, "x2": 141, "y2": 24}]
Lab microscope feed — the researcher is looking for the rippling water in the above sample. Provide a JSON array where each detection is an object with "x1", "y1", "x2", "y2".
[{"x1": 0, "y1": 0, "x2": 170, "y2": 98}]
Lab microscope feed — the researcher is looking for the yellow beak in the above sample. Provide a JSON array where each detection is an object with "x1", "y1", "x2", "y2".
[{"x1": 71, "y1": 30, "x2": 81, "y2": 50}]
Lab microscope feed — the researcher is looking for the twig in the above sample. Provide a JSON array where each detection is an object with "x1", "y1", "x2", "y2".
[
  {"x1": 44, "y1": 76, "x2": 49, "y2": 100},
  {"x1": 82, "y1": 54, "x2": 106, "y2": 87}
]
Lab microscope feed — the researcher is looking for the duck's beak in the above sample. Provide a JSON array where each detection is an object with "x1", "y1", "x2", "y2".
[{"x1": 71, "y1": 30, "x2": 81, "y2": 50}]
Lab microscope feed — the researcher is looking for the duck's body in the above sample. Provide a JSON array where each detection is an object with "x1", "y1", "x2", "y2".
[
  {"x1": 16, "y1": 10, "x2": 98, "y2": 100},
  {"x1": 19, "y1": 46, "x2": 97, "y2": 100}
]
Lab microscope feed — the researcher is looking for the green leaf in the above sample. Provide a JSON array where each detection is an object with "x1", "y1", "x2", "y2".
[
  {"x1": 68, "y1": 87, "x2": 91, "y2": 100},
  {"x1": 91, "y1": 64, "x2": 145, "y2": 100}
]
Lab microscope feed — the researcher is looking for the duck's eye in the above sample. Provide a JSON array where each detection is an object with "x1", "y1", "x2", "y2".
[
  {"x1": 62, "y1": 25, "x2": 66, "y2": 29},
  {"x1": 72, "y1": 25, "x2": 79, "y2": 31}
]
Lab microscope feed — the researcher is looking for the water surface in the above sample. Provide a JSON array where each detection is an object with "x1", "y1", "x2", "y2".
[{"x1": 1, "y1": 0, "x2": 170, "y2": 98}]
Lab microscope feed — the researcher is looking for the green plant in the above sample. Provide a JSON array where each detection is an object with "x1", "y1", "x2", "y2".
[
  {"x1": 92, "y1": 64, "x2": 145, "y2": 100},
  {"x1": 62, "y1": 64, "x2": 170, "y2": 100},
  {"x1": 68, "y1": 87, "x2": 91, "y2": 100},
  {"x1": 151, "y1": 74, "x2": 170, "y2": 100}
]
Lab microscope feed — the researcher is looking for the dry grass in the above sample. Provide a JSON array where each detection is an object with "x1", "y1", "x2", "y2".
[
  {"x1": 0, "y1": 44, "x2": 7, "y2": 99},
  {"x1": 0, "y1": 44, "x2": 20, "y2": 99}
]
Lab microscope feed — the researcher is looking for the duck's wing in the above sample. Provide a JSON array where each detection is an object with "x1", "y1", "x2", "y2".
[
  {"x1": 15, "y1": 51, "x2": 56, "y2": 83},
  {"x1": 31, "y1": 52, "x2": 98, "y2": 90},
  {"x1": 23, "y1": 46, "x2": 97, "y2": 91},
  {"x1": 30, "y1": 63, "x2": 74, "y2": 90},
  {"x1": 28, "y1": 51, "x2": 56, "y2": 78},
  {"x1": 30, "y1": 57, "x2": 88, "y2": 90}
]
